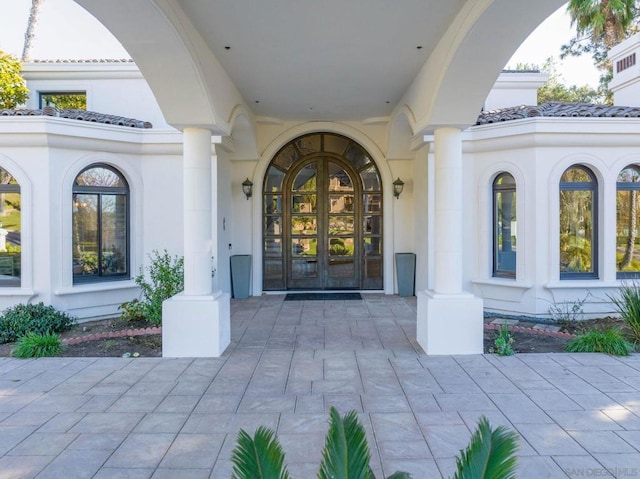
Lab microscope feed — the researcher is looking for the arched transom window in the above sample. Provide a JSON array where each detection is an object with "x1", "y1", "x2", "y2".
[{"x1": 72, "y1": 164, "x2": 129, "y2": 283}]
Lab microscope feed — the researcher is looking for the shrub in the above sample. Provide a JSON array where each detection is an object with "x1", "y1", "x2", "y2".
[
  {"x1": 0, "y1": 302, "x2": 76, "y2": 344},
  {"x1": 13, "y1": 333, "x2": 64, "y2": 358},
  {"x1": 565, "y1": 328, "x2": 635, "y2": 356},
  {"x1": 118, "y1": 298, "x2": 146, "y2": 323},
  {"x1": 548, "y1": 296, "x2": 587, "y2": 325},
  {"x1": 492, "y1": 321, "x2": 515, "y2": 356},
  {"x1": 608, "y1": 281, "x2": 640, "y2": 343},
  {"x1": 120, "y1": 250, "x2": 184, "y2": 326}
]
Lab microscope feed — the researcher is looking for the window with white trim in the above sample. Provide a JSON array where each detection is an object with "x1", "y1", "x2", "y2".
[
  {"x1": 72, "y1": 164, "x2": 129, "y2": 283},
  {"x1": 0, "y1": 167, "x2": 21, "y2": 286},
  {"x1": 493, "y1": 172, "x2": 516, "y2": 278},
  {"x1": 616, "y1": 165, "x2": 640, "y2": 278},
  {"x1": 559, "y1": 165, "x2": 597, "y2": 279}
]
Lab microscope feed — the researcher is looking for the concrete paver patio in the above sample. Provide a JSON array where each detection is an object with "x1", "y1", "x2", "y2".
[{"x1": 1, "y1": 294, "x2": 639, "y2": 478}]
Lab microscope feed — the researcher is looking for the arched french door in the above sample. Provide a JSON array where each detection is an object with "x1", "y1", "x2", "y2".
[{"x1": 263, "y1": 133, "x2": 383, "y2": 290}]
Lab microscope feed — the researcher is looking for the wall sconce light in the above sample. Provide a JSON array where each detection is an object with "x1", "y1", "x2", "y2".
[
  {"x1": 242, "y1": 178, "x2": 253, "y2": 200},
  {"x1": 393, "y1": 177, "x2": 405, "y2": 199}
]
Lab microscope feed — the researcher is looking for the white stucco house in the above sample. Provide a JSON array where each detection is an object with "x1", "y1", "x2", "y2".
[{"x1": 2, "y1": 1, "x2": 640, "y2": 357}]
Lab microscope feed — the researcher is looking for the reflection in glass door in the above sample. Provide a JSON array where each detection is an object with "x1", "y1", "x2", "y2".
[
  {"x1": 290, "y1": 162, "x2": 320, "y2": 288},
  {"x1": 287, "y1": 159, "x2": 359, "y2": 289},
  {"x1": 263, "y1": 133, "x2": 383, "y2": 290},
  {"x1": 326, "y1": 161, "x2": 357, "y2": 289}
]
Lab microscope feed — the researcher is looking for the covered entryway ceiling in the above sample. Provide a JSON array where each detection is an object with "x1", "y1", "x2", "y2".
[
  {"x1": 76, "y1": 0, "x2": 566, "y2": 133},
  {"x1": 177, "y1": 0, "x2": 463, "y2": 121}
]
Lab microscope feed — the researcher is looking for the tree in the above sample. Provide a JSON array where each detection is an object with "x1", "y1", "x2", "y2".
[
  {"x1": 562, "y1": 0, "x2": 640, "y2": 104},
  {"x1": 513, "y1": 59, "x2": 602, "y2": 104},
  {"x1": 41, "y1": 93, "x2": 87, "y2": 110},
  {"x1": 568, "y1": 0, "x2": 636, "y2": 46},
  {"x1": 0, "y1": 51, "x2": 30, "y2": 109},
  {"x1": 538, "y1": 58, "x2": 603, "y2": 104},
  {"x1": 22, "y1": 0, "x2": 46, "y2": 62}
]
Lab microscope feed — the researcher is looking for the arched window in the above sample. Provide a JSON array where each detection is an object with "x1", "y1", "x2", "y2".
[
  {"x1": 559, "y1": 165, "x2": 597, "y2": 278},
  {"x1": 493, "y1": 173, "x2": 516, "y2": 278},
  {"x1": 617, "y1": 165, "x2": 640, "y2": 277},
  {"x1": 72, "y1": 164, "x2": 129, "y2": 283},
  {"x1": 0, "y1": 167, "x2": 21, "y2": 286}
]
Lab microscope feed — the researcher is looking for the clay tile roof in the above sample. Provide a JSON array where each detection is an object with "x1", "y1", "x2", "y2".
[
  {"x1": 0, "y1": 106, "x2": 152, "y2": 129},
  {"x1": 476, "y1": 102, "x2": 640, "y2": 125}
]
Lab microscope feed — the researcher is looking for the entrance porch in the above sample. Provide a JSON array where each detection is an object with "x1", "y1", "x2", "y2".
[{"x1": 1, "y1": 296, "x2": 638, "y2": 478}]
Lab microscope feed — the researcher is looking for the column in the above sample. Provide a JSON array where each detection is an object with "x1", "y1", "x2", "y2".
[
  {"x1": 433, "y1": 127, "x2": 463, "y2": 294},
  {"x1": 162, "y1": 127, "x2": 230, "y2": 358},
  {"x1": 183, "y1": 127, "x2": 213, "y2": 295},
  {"x1": 416, "y1": 126, "x2": 483, "y2": 355}
]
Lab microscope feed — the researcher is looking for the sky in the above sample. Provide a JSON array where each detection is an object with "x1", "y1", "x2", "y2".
[{"x1": 0, "y1": 0, "x2": 601, "y2": 88}]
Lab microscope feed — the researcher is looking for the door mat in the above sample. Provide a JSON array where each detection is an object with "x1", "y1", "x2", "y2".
[{"x1": 284, "y1": 292, "x2": 362, "y2": 301}]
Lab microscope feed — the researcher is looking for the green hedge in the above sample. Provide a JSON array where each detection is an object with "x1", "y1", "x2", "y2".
[{"x1": 0, "y1": 302, "x2": 76, "y2": 344}]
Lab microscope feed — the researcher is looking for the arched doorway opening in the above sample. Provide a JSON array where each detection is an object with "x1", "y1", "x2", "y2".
[{"x1": 263, "y1": 133, "x2": 383, "y2": 290}]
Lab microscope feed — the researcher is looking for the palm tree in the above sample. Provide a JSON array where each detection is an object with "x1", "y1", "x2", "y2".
[
  {"x1": 21, "y1": 0, "x2": 46, "y2": 62},
  {"x1": 567, "y1": 0, "x2": 637, "y2": 48}
]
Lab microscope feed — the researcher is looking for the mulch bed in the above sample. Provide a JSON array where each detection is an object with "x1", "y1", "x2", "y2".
[
  {"x1": 0, "y1": 318, "x2": 162, "y2": 358},
  {"x1": 483, "y1": 328, "x2": 571, "y2": 353},
  {"x1": 0, "y1": 316, "x2": 632, "y2": 358}
]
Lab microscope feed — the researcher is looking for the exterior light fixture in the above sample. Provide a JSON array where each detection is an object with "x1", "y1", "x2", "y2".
[
  {"x1": 242, "y1": 178, "x2": 253, "y2": 200},
  {"x1": 393, "y1": 177, "x2": 405, "y2": 199}
]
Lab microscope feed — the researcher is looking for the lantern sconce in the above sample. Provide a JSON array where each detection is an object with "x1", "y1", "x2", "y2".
[
  {"x1": 393, "y1": 177, "x2": 405, "y2": 199},
  {"x1": 242, "y1": 178, "x2": 253, "y2": 200}
]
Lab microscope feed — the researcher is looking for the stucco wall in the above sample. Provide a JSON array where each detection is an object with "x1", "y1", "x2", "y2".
[
  {"x1": 467, "y1": 117, "x2": 640, "y2": 318},
  {"x1": 0, "y1": 118, "x2": 184, "y2": 320}
]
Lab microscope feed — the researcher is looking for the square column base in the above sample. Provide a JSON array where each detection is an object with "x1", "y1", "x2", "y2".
[
  {"x1": 417, "y1": 290, "x2": 483, "y2": 355},
  {"x1": 162, "y1": 291, "x2": 230, "y2": 357}
]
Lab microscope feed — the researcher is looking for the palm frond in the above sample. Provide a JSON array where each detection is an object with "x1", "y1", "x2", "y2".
[
  {"x1": 318, "y1": 406, "x2": 372, "y2": 479},
  {"x1": 231, "y1": 426, "x2": 290, "y2": 479},
  {"x1": 452, "y1": 416, "x2": 519, "y2": 479}
]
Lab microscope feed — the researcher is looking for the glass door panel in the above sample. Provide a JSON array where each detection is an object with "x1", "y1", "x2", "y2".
[
  {"x1": 324, "y1": 161, "x2": 358, "y2": 288},
  {"x1": 329, "y1": 194, "x2": 354, "y2": 213},
  {"x1": 293, "y1": 164, "x2": 317, "y2": 191},
  {"x1": 288, "y1": 161, "x2": 321, "y2": 288}
]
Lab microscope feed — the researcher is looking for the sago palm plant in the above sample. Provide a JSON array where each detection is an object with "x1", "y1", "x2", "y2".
[
  {"x1": 452, "y1": 416, "x2": 519, "y2": 479},
  {"x1": 231, "y1": 409, "x2": 519, "y2": 479},
  {"x1": 231, "y1": 426, "x2": 290, "y2": 479},
  {"x1": 231, "y1": 406, "x2": 411, "y2": 479}
]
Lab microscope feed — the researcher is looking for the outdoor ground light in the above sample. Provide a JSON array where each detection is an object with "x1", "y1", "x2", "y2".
[
  {"x1": 393, "y1": 177, "x2": 405, "y2": 199},
  {"x1": 242, "y1": 178, "x2": 253, "y2": 199}
]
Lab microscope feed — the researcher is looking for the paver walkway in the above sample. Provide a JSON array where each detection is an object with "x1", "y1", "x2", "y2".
[{"x1": 0, "y1": 294, "x2": 639, "y2": 478}]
